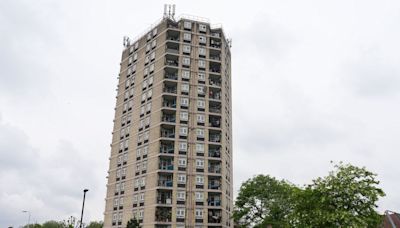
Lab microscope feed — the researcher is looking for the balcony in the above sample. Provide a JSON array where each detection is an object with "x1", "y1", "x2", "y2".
[
  {"x1": 160, "y1": 141, "x2": 174, "y2": 154},
  {"x1": 208, "y1": 209, "x2": 222, "y2": 223},
  {"x1": 159, "y1": 157, "x2": 174, "y2": 171},
  {"x1": 208, "y1": 161, "x2": 221, "y2": 174},
  {"x1": 157, "y1": 190, "x2": 172, "y2": 205},
  {"x1": 161, "y1": 126, "x2": 175, "y2": 138},
  {"x1": 208, "y1": 193, "x2": 222, "y2": 207},
  {"x1": 209, "y1": 49, "x2": 221, "y2": 61},
  {"x1": 161, "y1": 113, "x2": 176, "y2": 123},
  {"x1": 208, "y1": 146, "x2": 221, "y2": 158},
  {"x1": 162, "y1": 96, "x2": 176, "y2": 109},
  {"x1": 208, "y1": 177, "x2": 221, "y2": 190},
  {"x1": 165, "y1": 55, "x2": 179, "y2": 67},
  {"x1": 166, "y1": 42, "x2": 179, "y2": 54},
  {"x1": 209, "y1": 115, "x2": 221, "y2": 128},
  {"x1": 210, "y1": 38, "x2": 221, "y2": 49},
  {"x1": 209, "y1": 74, "x2": 221, "y2": 87},
  {"x1": 209, "y1": 101, "x2": 221, "y2": 114},
  {"x1": 158, "y1": 173, "x2": 173, "y2": 188},
  {"x1": 209, "y1": 131, "x2": 221, "y2": 143},
  {"x1": 164, "y1": 67, "x2": 178, "y2": 80},
  {"x1": 156, "y1": 207, "x2": 172, "y2": 222}
]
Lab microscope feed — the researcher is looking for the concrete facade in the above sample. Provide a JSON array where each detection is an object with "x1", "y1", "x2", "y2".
[{"x1": 104, "y1": 14, "x2": 232, "y2": 228}]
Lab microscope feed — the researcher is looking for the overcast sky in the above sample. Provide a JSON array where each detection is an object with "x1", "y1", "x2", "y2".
[{"x1": 1, "y1": 0, "x2": 400, "y2": 226}]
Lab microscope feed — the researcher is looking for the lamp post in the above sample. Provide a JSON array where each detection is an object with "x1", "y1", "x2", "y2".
[
  {"x1": 79, "y1": 189, "x2": 89, "y2": 228},
  {"x1": 22, "y1": 210, "x2": 31, "y2": 228}
]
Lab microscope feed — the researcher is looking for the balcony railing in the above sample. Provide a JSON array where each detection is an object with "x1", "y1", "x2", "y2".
[
  {"x1": 162, "y1": 100, "x2": 176, "y2": 108},
  {"x1": 209, "y1": 79, "x2": 221, "y2": 87},
  {"x1": 209, "y1": 120, "x2": 221, "y2": 128},
  {"x1": 208, "y1": 180, "x2": 221, "y2": 190},
  {"x1": 166, "y1": 48, "x2": 179, "y2": 54},
  {"x1": 209, "y1": 135, "x2": 221, "y2": 143},
  {"x1": 210, "y1": 67, "x2": 221, "y2": 73},
  {"x1": 164, "y1": 73, "x2": 178, "y2": 80},
  {"x1": 161, "y1": 129, "x2": 175, "y2": 138},
  {"x1": 159, "y1": 161, "x2": 174, "y2": 170},
  {"x1": 208, "y1": 149, "x2": 221, "y2": 158},
  {"x1": 162, "y1": 115, "x2": 176, "y2": 123},
  {"x1": 156, "y1": 207, "x2": 172, "y2": 222},
  {"x1": 163, "y1": 87, "x2": 177, "y2": 94},
  {"x1": 208, "y1": 199, "x2": 221, "y2": 207},
  {"x1": 209, "y1": 55, "x2": 221, "y2": 61},
  {"x1": 209, "y1": 91, "x2": 221, "y2": 100},
  {"x1": 208, "y1": 166, "x2": 221, "y2": 174},
  {"x1": 160, "y1": 145, "x2": 174, "y2": 154},
  {"x1": 158, "y1": 179, "x2": 173, "y2": 187},
  {"x1": 209, "y1": 107, "x2": 221, "y2": 113},
  {"x1": 166, "y1": 59, "x2": 178, "y2": 66}
]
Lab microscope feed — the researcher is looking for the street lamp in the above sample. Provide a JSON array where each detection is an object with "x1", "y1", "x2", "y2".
[
  {"x1": 79, "y1": 189, "x2": 89, "y2": 228},
  {"x1": 22, "y1": 210, "x2": 31, "y2": 228}
]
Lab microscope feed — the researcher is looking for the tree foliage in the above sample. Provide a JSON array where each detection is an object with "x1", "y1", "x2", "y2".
[
  {"x1": 126, "y1": 218, "x2": 140, "y2": 228},
  {"x1": 233, "y1": 163, "x2": 385, "y2": 227},
  {"x1": 233, "y1": 175, "x2": 295, "y2": 227},
  {"x1": 86, "y1": 221, "x2": 103, "y2": 228}
]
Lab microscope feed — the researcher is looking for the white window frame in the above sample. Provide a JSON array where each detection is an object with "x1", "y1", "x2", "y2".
[
  {"x1": 177, "y1": 174, "x2": 186, "y2": 183},
  {"x1": 182, "y1": 57, "x2": 191, "y2": 66},
  {"x1": 179, "y1": 142, "x2": 187, "y2": 151},
  {"x1": 182, "y1": 70, "x2": 190, "y2": 79},
  {"x1": 180, "y1": 111, "x2": 188, "y2": 121},
  {"x1": 183, "y1": 33, "x2": 191, "y2": 41},
  {"x1": 179, "y1": 127, "x2": 188, "y2": 136},
  {"x1": 184, "y1": 21, "x2": 192, "y2": 29},
  {"x1": 176, "y1": 208, "x2": 186, "y2": 218},
  {"x1": 181, "y1": 83, "x2": 189, "y2": 93},
  {"x1": 196, "y1": 159, "x2": 204, "y2": 168}
]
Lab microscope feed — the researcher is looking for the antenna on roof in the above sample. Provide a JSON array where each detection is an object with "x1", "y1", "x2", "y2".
[{"x1": 163, "y1": 4, "x2": 176, "y2": 20}]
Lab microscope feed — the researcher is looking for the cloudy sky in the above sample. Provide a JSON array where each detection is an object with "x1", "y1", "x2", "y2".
[{"x1": 1, "y1": 0, "x2": 400, "y2": 226}]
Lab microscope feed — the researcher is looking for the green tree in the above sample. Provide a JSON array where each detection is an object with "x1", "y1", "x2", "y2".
[
  {"x1": 86, "y1": 221, "x2": 103, "y2": 228},
  {"x1": 233, "y1": 163, "x2": 385, "y2": 228},
  {"x1": 291, "y1": 162, "x2": 385, "y2": 227},
  {"x1": 126, "y1": 218, "x2": 140, "y2": 228},
  {"x1": 41, "y1": 221, "x2": 63, "y2": 228},
  {"x1": 233, "y1": 175, "x2": 296, "y2": 227}
]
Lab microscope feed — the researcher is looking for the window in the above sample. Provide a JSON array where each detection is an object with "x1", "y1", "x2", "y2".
[
  {"x1": 183, "y1": 33, "x2": 191, "y2": 41},
  {"x1": 197, "y1": 86, "x2": 205, "y2": 95},
  {"x1": 183, "y1": 45, "x2": 191, "y2": 53},
  {"x1": 151, "y1": 39, "x2": 157, "y2": 48},
  {"x1": 147, "y1": 89, "x2": 152, "y2": 99},
  {"x1": 145, "y1": 116, "x2": 150, "y2": 127},
  {"x1": 135, "y1": 178, "x2": 140, "y2": 188},
  {"x1": 120, "y1": 197, "x2": 124, "y2": 206},
  {"x1": 121, "y1": 116, "x2": 127, "y2": 126},
  {"x1": 128, "y1": 100, "x2": 133, "y2": 110},
  {"x1": 131, "y1": 64, "x2": 137, "y2": 73},
  {"x1": 124, "y1": 139, "x2": 129, "y2": 149},
  {"x1": 144, "y1": 67, "x2": 149, "y2": 76},
  {"x1": 141, "y1": 93, "x2": 146, "y2": 102},
  {"x1": 142, "y1": 160, "x2": 147, "y2": 170},
  {"x1": 199, "y1": 36, "x2": 206, "y2": 44},
  {"x1": 140, "y1": 177, "x2": 146, "y2": 187},
  {"x1": 121, "y1": 182, "x2": 125, "y2": 191},
  {"x1": 177, "y1": 191, "x2": 186, "y2": 200},
  {"x1": 195, "y1": 208, "x2": 203, "y2": 218},
  {"x1": 179, "y1": 127, "x2": 188, "y2": 136},
  {"x1": 150, "y1": 51, "x2": 156, "y2": 61},
  {"x1": 137, "y1": 134, "x2": 143, "y2": 143},
  {"x1": 182, "y1": 57, "x2": 191, "y2": 66},
  {"x1": 133, "y1": 53, "x2": 138, "y2": 61},
  {"x1": 198, "y1": 60, "x2": 206, "y2": 68},
  {"x1": 149, "y1": 63, "x2": 155, "y2": 73},
  {"x1": 142, "y1": 79, "x2": 148, "y2": 89},
  {"x1": 124, "y1": 91, "x2": 129, "y2": 100},
  {"x1": 196, "y1": 143, "x2": 204, "y2": 152},
  {"x1": 182, "y1": 70, "x2": 190, "y2": 79},
  {"x1": 177, "y1": 208, "x2": 186, "y2": 218},
  {"x1": 140, "y1": 193, "x2": 145, "y2": 202},
  {"x1": 195, "y1": 192, "x2": 204, "y2": 201},
  {"x1": 196, "y1": 159, "x2": 204, "y2": 168},
  {"x1": 197, "y1": 99, "x2": 205, "y2": 108},
  {"x1": 133, "y1": 194, "x2": 138, "y2": 203},
  {"x1": 116, "y1": 169, "x2": 121, "y2": 178},
  {"x1": 118, "y1": 212, "x2": 123, "y2": 222},
  {"x1": 179, "y1": 142, "x2": 187, "y2": 151},
  {"x1": 115, "y1": 183, "x2": 120, "y2": 193},
  {"x1": 129, "y1": 87, "x2": 134, "y2": 97},
  {"x1": 196, "y1": 175, "x2": 204, "y2": 184},
  {"x1": 143, "y1": 146, "x2": 148, "y2": 156},
  {"x1": 199, "y1": 47, "x2": 206, "y2": 56},
  {"x1": 146, "y1": 43, "x2": 151, "y2": 52},
  {"x1": 184, "y1": 21, "x2": 192, "y2": 30},
  {"x1": 136, "y1": 163, "x2": 140, "y2": 172},
  {"x1": 139, "y1": 119, "x2": 144, "y2": 129},
  {"x1": 123, "y1": 153, "x2": 128, "y2": 162},
  {"x1": 148, "y1": 76, "x2": 153, "y2": 86},
  {"x1": 128, "y1": 56, "x2": 132, "y2": 65},
  {"x1": 152, "y1": 28, "x2": 158, "y2": 36},
  {"x1": 136, "y1": 148, "x2": 141, "y2": 158},
  {"x1": 138, "y1": 209, "x2": 144, "y2": 218},
  {"x1": 146, "y1": 102, "x2": 152, "y2": 112},
  {"x1": 180, "y1": 111, "x2": 188, "y2": 121},
  {"x1": 123, "y1": 103, "x2": 128, "y2": 113},
  {"x1": 144, "y1": 55, "x2": 150, "y2": 64},
  {"x1": 181, "y1": 83, "x2": 189, "y2": 93},
  {"x1": 125, "y1": 79, "x2": 130, "y2": 88},
  {"x1": 143, "y1": 131, "x2": 149, "y2": 141},
  {"x1": 178, "y1": 157, "x2": 187, "y2": 167},
  {"x1": 140, "y1": 105, "x2": 145, "y2": 116},
  {"x1": 112, "y1": 213, "x2": 117, "y2": 222},
  {"x1": 199, "y1": 24, "x2": 207, "y2": 32},
  {"x1": 197, "y1": 114, "x2": 205, "y2": 123},
  {"x1": 180, "y1": 97, "x2": 189, "y2": 107},
  {"x1": 196, "y1": 129, "x2": 205, "y2": 138},
  {"x1": 134, "y1": 42, "x2": 139, "y2": 50},
  {"x1": 178, "y1": 174, "x2": 186, "y2": 183}
]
